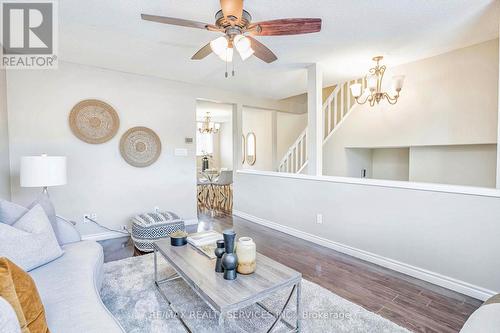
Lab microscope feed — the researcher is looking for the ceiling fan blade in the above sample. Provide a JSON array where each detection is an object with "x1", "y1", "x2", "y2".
[
  {"x1": 249, "y1": 18, "x2": 322, "y2": 36},
  {"x1": 191, "y1": 43, "x2": 213, "y2": 60},
  {"x1": 220, "y1": 0, "x2": 243, "y2": 22},
  {"x1": 141, "y1": 14, "x2": 212, "y2": 30},
  {"x1": 247, "y1": 36, "x2": 277, "y2": 63}
]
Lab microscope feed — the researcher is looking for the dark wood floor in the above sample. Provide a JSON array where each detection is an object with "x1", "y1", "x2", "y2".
[{"x1": 102, "y1": 213, "x2": 482, "y2": 333}]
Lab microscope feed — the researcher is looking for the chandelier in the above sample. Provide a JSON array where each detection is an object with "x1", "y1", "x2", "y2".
[
  {"x1": 197, "y1": 112, "x2": 220, "y2": 134},
  {"x1": 350, "y1": 56, "x2": 405, "y2": 107}
]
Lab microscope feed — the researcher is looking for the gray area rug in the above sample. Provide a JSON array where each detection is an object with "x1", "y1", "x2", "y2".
[{"x1": 102, "y1": 254, "x2": 410, "y2": 333}]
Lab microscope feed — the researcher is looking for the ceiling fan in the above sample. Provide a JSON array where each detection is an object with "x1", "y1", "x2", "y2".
[{"x1": 141, "y1": 0, "x2": 321, "y2": 66}]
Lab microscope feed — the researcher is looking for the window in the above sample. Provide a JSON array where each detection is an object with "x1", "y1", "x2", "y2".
[{"x1": 196, "y1": 128, "x2": 214, "y2": 156}]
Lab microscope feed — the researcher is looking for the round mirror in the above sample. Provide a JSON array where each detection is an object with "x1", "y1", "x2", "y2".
[{"x1": 246, "y1": 132, "x2": 256, "y2": 166}]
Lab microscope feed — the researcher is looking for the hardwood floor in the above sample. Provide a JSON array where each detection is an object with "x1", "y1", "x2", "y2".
[{"x1": 102, "y1": 212, "x2": 482, "y2": 333}]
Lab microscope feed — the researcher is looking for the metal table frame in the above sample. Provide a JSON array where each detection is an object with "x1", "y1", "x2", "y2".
[{"x1": 153, "y1": 246, "x2": 302, "y2": 332}]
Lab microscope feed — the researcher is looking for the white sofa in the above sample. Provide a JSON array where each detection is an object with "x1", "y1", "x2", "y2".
[{"x1": 7, "y1": 215, "x2": 124, "y2": 333}]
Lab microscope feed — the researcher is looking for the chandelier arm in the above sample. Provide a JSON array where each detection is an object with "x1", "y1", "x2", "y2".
[
  {"x1": 355, "y1": 95, "x2": 370, "y2": 105},
  {"x1": 383, "y1": 92, "x2": 400, "y2": 105}
]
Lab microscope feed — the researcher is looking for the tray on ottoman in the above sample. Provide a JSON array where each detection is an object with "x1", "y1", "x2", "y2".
[{"x1": 131, "y1": 211, "x2": 184, "y2": 252}]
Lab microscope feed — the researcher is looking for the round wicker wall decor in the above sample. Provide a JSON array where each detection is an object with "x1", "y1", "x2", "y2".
[
  {"x1": 69, "y1": 99, "x2": 119, "y2": 144},
  {"x1": 120, "y1": 127, "x2": 162, "y2": 167}
]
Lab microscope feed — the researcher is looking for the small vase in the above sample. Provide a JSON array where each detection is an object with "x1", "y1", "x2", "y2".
[
  {"x1": 214, "y1": 240, "x2": 225, "y2": 273},
  {"x1": 221, "y1": 230, "x2": 238, "y2": 280},
  {"x1": 236, "y1": 237, "x2": 256, "y2": 274}
]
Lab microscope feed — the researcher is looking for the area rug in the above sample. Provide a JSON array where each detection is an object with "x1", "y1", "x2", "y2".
[{"x1": 101, "y1": 254, "x2": 410, "y2": 333}]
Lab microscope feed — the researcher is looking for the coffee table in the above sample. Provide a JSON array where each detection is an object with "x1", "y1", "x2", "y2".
[{"x1": 153, "y1": 239, "x2": 302, "y2": 332}]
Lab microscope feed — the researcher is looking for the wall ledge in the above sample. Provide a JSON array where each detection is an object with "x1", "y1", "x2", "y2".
[
  {"x1": 236, "y1": 169, "x2": 500, "y2": 198},
  {"x1": 233, "y1": 209, "x2": 496, "y2": 301}
]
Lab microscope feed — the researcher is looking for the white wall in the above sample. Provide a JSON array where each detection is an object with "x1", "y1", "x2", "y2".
[
  {"x1": 234, "y1": 171, "x2": 500, "y2": 300},
  {"x1": 409, "y1": 144, "x2": 497, "y2": 187},
  {"x1": 219, "y1": 122, "x2": 233, "y2": 170},
  {"x1": 277, "y1": 112, "x2": 307, "y2": 162},
  {"x1": 0, "y1": 69, "x2": 10, "y2": 200},
  {"x1": 242, "y1": 107, "x2": 273, "y2": 171},
  {"x1": 324, "y1": 39, "x2": 499, "y2": 183},
  {"x1": 6, "y1": 62, "x2": 286, "y2": 231},
  {"x1": 372, "y1": 148, "x2": 409, "y2": 181}
]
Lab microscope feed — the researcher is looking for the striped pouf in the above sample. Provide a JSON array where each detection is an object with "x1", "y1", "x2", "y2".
[{"x1": 131, "y1": 211, "x2": 185, "y2": 252}]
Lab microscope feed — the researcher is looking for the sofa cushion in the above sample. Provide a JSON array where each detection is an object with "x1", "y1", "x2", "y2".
[
  {"x1": 27, "y1": 194, "x2": 60, "y2": 244},
  {"x1": 0, "y1": 205, "x2": 63, "y2": 271},
  {"x1": 0, "y1": 296, "x2": 21, "y2": 333},
  {"x1": 29, "y1": 241, "x2": 124, "y2": 333},
  {"x1": 0, "y1": 200, "x2": 28, "y2": 226},
  {"x1": 0, "y1": 258, "x2": 49, "y2": 333}
]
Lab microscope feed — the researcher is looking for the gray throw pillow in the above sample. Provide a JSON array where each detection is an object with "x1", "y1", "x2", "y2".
[
  {"x1": 0, "y1": 200, "x2": 28, "y2": 226},
  {"x1": 28, "y1": 193, "x2": 60, "y2": 244},
  {"x1": 0, "y1": 204, "x2": 63, "y2": 271}
]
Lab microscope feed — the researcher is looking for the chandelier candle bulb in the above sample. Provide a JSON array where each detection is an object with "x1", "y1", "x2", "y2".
[{"x1": 236, "y1": 237, "x2": 256, "y2": 275}]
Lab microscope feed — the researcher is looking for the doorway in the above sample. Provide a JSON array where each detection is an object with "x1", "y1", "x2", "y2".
[{"x1": 195, "y1": 100, "x2": 234, "y2": 217}]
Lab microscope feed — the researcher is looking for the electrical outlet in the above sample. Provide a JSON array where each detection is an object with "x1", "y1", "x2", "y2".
[{"x1": 316, "y1": 213, "x2": 323, "y2": 224}]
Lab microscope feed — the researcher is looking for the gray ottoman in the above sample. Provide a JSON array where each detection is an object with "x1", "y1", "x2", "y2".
[{"x1": 131, "y1": 211, "x2": 185, "y2": 252}]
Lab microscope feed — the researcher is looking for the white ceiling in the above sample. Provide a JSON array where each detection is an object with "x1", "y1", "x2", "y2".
[{"x1": 59, "y1": 0, "x2": 498, "y2": 100}]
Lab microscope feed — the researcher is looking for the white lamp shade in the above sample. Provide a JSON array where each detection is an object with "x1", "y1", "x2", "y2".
[
  {"x1": 217, "y1": 47, "x2": 233, "y2": 62},
  {"x1": 367, "y1": 74, "x2": 378, "y2": 91},
  {"x1": 210, "y1": 36, "x2": 228, "y2": 56},
  {"x1": 20, "y1": 155, "x2": 67, "y2": 188},
  {"x1": 392, "y1": 75, "x2": 405, "y2": 91},
  {"x1": 350, "y1": 83, "x2": 362, "y2": 98}
]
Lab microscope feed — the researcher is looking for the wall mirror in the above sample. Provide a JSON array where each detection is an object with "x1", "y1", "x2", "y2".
[
  {"x1": 246, "y1": 132, "x2": 256, "y2": 166},
  {"x1": 241, "y1": 134, "x2": 246, "y2": 164}
]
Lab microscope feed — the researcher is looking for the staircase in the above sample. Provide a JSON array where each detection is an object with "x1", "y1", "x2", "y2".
[{"x1": 278, "y1": 77, "x2": 365, "y2": 173}]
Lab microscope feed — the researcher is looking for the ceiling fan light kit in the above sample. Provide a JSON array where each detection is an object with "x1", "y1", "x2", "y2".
[
  {"x1": 141, "y1": 0, "x2": 322, "y2": 76},
  {"x1": 350, "y1": 56, "x2": 405, "y2": 107}
]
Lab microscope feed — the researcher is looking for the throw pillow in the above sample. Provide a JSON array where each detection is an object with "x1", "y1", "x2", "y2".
[
  {"x1": 0, "y1": 205, "x2": 63, "y2": 271},
  {"x1": 0, "y1": 258, "x2": 50, "y2": 333},
  {"x1": 27, "y1": 194, "x2": 60, "y2": 244},
  {"x1": 0, "y1": 296, "x2": 21, "y2": 333},
  {"x1": 0, "y1": 201, "x2": 28, "y2": 226}
]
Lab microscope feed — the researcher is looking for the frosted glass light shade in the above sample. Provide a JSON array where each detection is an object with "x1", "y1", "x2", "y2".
[
  {"x1": 210, "y1": 36, "x2": 228, "y2": 56},
  {"x1": 20, "y1": 155, "x2": 67, "y2": 188},
  {"x1": 238, "y1": 46, "x2": 254, "y2": 61},
  {"x1": 392, "y1": 75, "x2": 405, "y2": 91},
  {"x1": 367, "y1": 74, "x2": 378, "y2": 91},
  {"x1": 217, "y1": 47, "x2": 233, "y2": 62},
  {"x1": 350, "y1": 83, "x2": 362, "y2": 98}
]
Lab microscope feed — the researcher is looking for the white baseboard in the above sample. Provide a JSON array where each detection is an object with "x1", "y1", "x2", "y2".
[{"x1": 233, "y1": 210, "x2": 496, "y2": 301}]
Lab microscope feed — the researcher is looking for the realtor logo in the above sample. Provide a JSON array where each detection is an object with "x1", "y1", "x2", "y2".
[{"x1": 1, "y1": 1, "x2": 58, "y2": 69}]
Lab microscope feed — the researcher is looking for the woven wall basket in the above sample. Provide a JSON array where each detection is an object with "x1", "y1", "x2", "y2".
[
  {"x1": 120, "y1": 127, "x2": 162, "y2": 167},
  {"x1": 69, "y1": 99, "x2": 119, "y2": 144}
]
